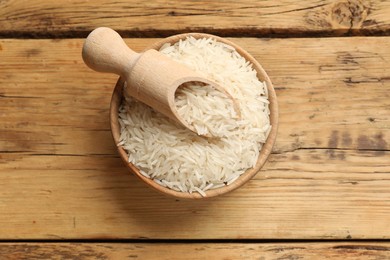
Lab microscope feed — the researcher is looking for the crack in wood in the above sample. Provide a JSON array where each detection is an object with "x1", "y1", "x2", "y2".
[
  {"x1": 0, "y1": 152, "x2": 119, "y2": 157},
  {"x1": 272, "y1": 147, "x2": 390, "y2": 155},
  {"x1": 261, "y1": 3, "x2": 328, "y2": 16},
  {"x1": 333, "y1": 245, "x2": 390, "y2": 251},
  {"x1": 0, "y1": 94, "x2": 43, "y2": 99}
]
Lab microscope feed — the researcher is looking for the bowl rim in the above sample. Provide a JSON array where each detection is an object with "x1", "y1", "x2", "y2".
[{"x1": 110, "y1": 33, "x2": 279, "y2": 199}]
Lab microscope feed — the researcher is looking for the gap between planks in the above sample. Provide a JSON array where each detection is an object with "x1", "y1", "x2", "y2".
[
  {"x1": 0, "y1": 242, "x2": 389, "y2": 259},
  {"x1": 1, "y1": 28, "x2": 390, "y2": 39}
]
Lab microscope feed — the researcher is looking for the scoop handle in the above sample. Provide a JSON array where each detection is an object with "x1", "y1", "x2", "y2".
[{"x1": 82, "y1": 27, "x2": 140, "y2": 77}]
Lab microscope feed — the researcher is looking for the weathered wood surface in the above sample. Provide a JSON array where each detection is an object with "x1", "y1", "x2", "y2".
[
  {"x1": 1, "y1": 242, "x2": 390, "y2": 259},
  {"x1": 0, "y1": 37, "x2": 389, "y2": 239},
  {"x1": 1, "y1": 0, "x2": 390, "y2": 37}
]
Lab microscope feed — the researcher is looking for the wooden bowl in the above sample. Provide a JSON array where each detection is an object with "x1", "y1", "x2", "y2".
[{"x1": 110, "y1": 33, "x2": 278, "y2": 199}]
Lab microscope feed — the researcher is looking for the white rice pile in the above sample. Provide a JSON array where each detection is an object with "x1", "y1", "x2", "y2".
[{"x1": 118, "y1": 36, "x2": 271, "y2": 196}]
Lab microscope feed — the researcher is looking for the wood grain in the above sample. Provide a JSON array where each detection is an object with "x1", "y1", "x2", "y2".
[
  {"x1": 0, "y1": 0, "x2": 390, "y2": 37},
  {"x1": 1, "y1": 242, "x2": 390, "y2": 259},
  {"x1": 0, "y1": 37, "x2": 389, "y2": 239}
]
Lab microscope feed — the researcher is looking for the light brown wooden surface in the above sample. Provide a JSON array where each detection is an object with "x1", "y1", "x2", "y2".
[
  {"x1": 1, "y1": 37, "x2": 389, "y2": 239},
  {"x1": 1, "y1": 1, "x2": 389, "y2": 258},
  {"x1": 1, "y1": 242, "x2": 390, "y2": 259},
  {"x1": 1, "y1": 0, "x2": 390, "y2": 37}
]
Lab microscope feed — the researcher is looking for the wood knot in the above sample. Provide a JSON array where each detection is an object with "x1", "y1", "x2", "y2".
[
  {"x1": 331, "y1": 0, "x2": 368, "y2": 28},
  {"x1": 304, "y1": 0, "x2": 369, "y2": 33}
]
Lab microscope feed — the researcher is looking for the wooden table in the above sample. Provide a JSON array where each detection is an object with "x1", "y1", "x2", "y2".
[{"x1": 1, "y1": 0, "x2": 389, "y2": 258}]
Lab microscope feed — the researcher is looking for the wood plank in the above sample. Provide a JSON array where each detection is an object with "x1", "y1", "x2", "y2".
[
  {"x1": 0, "y1": 37, "x2": 389, "y2": 239},
  {"x1": 1, "y1": 0, "x2": 390, "y2": 37},
  {"x1": 0, "y1": 243, "x2": 389, "y2": 259}
]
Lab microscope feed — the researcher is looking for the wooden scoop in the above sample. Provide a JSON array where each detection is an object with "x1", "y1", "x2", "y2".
[{"x1": 82, "y1": 27, "x2": 237, "y2": 135}]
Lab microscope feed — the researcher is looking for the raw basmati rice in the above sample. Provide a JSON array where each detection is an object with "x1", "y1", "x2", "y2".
[
  {"x1": 118, "y1": 36, "x2": 271, "y2": 196},
  {"x1": 175, "y1": 81, "x2": 238, "y2": 137}
]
